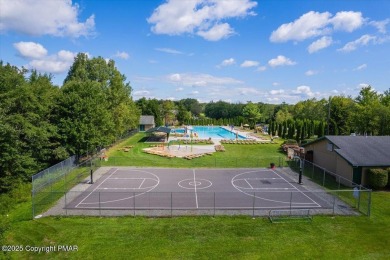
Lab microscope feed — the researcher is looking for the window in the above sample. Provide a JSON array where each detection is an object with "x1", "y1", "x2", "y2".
[{"x1": 327, "y1": 142, "x2": 333, "y2": 151}]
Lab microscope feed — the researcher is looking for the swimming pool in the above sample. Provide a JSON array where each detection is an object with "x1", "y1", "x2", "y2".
[{"x1": 171, "y1": 126, "x2": 246, "y2": 139}]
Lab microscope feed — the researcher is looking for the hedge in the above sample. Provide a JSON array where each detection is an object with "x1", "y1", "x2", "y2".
[
  {"x1": 368, "y1": 168, "x2": 388, "y2": 189},
  {"x1": 388, "y1": 168, "x2": 390, "y2": 187}
]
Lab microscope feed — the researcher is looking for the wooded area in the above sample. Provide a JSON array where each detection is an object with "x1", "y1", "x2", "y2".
[{"x1": 0, "y1": 54, "x2": 139, "y2": 192}]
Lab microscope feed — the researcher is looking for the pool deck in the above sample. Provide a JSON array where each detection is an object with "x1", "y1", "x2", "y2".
[
  {"x1": 168, "y1": 126, "x2": 266, "y2": 145},
  {"x1": 145, "y1": 126, "x2": 271, "y2": 159}
]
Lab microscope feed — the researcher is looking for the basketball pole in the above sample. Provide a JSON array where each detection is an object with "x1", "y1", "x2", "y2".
[{"x1": 298, "y1": 158, "x2": 303, "y2": 185}]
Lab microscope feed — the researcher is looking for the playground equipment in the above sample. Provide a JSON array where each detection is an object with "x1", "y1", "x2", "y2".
[{"x1": 168, "y1": 140, "x2": 181, "y2": 150}]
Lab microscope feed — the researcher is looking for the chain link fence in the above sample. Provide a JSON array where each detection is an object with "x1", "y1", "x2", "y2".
[
  {"x1": 100, "y1": 156, "x2": 288, "y2": 168},
  {"x1": 38, "y1": 190, "x2": 369, "y2": 218},
  {"x1": 288, "y1": 158, "x2": 372, "y2": 216}
]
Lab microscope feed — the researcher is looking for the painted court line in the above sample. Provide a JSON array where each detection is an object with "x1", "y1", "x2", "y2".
[
  {"x1": 110, "y1": 177, "x2": 155, "y2": 180},
  {"x1": 244, "y1": 179, "x2": 254, "y2": 189},
  {"x1": 76, "y1": 168, "x2": 118, "y2": 208},
  {"x1": 138, "y1": 178, "x2": 146, "y2": 189},
  {"x1": 98, "y1": 187, "x2": 148, "y2": 190},
  {"x1": 271, "y1": 169, "x2": 321, "y2": 207}
]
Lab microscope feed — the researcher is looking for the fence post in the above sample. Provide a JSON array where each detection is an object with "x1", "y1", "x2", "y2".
[
  {"x1": 171, "y1": 192, "x2": 173, "y2": 217},
  {"x1": 333, "y1": 191, "x2": 337, "y2": 215},
  {"x1": 323, "y1": 169, "x2": 326, "y2": 186},
  {"x1": 99, "y1": 192, "x2": 101, "y2": 216},
  {"x1": 279, "y1": 157, "x2": 281, "y2": 167},
  {"x1": 357, "y1": 185, "x2": 361, "y2": 211},
  {"x1": 133, "y1": 192, "x2": 136, "y2": 217},
  {"x1": 252, "y1": 192, "x2": 255, "y2": 217},
  {"x1": 65, "y1": 192, "x2": 67, "y2": 216},
  {"x1": 338, "y1": 176, "x2": 341, "y2": 190},
  {"x1": 367, "y1": 190, "x2": 372, "y2": 217},
  {"x1": 310, "y1": 163, "x2": 313, "y2": 179},
  {"x1": 213, "y1": 192, "x2": 216, "y2": 217},
  {"x1": 32, "y1": 191, "x2": 35, "y2": 219}
]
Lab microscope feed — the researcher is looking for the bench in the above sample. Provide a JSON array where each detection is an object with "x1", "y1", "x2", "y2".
[{"x1": 269, "y1": 209, "x2": 312, "y2": 223}]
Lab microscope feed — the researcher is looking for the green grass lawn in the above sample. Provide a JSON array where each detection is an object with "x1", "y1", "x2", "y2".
[
  {"x1": 102, "y1": 132, "x2": 287, "y2": 168},
  {"x1": 2, "y1": 192, "x2": 389, "y2": 259}
]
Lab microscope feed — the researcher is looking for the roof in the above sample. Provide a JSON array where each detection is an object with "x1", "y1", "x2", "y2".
[
  {"x1": 139, "y1": 115, "x2": 155, "y2": 125},
  {"x1": 145, "y1": 126, "x2": 171, "y2": 134},
  {"x1": 303, "y1": 136, "x2": 390, "y2": 167}
]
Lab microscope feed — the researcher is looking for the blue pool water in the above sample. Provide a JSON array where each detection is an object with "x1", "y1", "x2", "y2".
[{"x1": 171, "y1": 126, "x2": 246, "y2": 139}]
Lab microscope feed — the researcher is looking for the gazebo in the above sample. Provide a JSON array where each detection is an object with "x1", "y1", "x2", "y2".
[{"x1": 145, "y1": 126, "x2": 171, "y2": 142}]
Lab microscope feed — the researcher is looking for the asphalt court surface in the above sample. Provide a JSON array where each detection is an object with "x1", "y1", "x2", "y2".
[{"x1": 67, "y1": 168, "x2": 326, "y2": 210}]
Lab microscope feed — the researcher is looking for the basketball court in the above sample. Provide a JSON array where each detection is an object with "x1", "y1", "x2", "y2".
[{"x1": 65, "y1": 167, "x2": 329, "y2": 211}]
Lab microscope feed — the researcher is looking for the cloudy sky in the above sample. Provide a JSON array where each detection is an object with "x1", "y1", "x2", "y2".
[{"x1": 1, "y1": 0, "x2": 389, "y2": 104}]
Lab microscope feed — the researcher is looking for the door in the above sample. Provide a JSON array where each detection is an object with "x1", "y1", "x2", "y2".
[{"x1": 353, "y1": 167, "x2": 362, "y2": 185}]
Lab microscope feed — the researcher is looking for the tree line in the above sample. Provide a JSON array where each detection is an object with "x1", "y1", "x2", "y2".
[
  {"x1": 0, "y1": 54, "x2": 139, "y2": 192},
  {"x1": 137, "y1": 87, "x2": 390, "y2": 138}
]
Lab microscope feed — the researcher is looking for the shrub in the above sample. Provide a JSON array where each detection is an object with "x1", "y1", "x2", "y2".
[
  {"x1": 368, "y1": 169, "x2": 388, "y2": 189},
  {"x1": 388, "y1": 168, "x2": 390, "y2": 187},
  {"x1": 282, "y1": 139, "x2": 298, "y2": 145}
]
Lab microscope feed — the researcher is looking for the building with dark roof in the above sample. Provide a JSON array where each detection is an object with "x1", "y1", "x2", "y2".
[
  {"x1": 302, "y1": 136, "x2": 390, "y2": 185},
  {"x1": 139, "y1": 115, "x2": 155, "y2": 132}
]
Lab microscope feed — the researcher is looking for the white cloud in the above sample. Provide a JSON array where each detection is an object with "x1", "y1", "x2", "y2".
[
  {"x1": 176, "y1": 87, "x2": 184, "y2": 91},
  {"x1": 354, "y1": 64, "x2": 367, "y2": 71},
  {"x1": 266, "y1": 97, "x2": 280, "y2": 103},
  {"x1": 237, "y1": 87, "x2": 261, "y2": 95},
  {"x1": 272, "y1": 82, "x2": 280, "y2": 86},
  {"x1": 358, "y1": 83, "x2": 370, "y2": 89},
  {"x1": 13, "y1": 41, "x2": 47, "y2": 59},
  {"x1": 240, "y1": 60, "x2": 259, "y2": 68},
  {"x1": 0, "y1": 0, "x2": 95, "y2": 38},
  {"x1": 338, "y1": 34, "x2": 377, "y2": 52},
  {"x1": 257, "y1": 66, "x2": 267, "y2": 72},
  {"x1": 218, "y1": 58, "x2": 235, "y2": 67},
  {"x1": 330, "y1": 11, "x2": 364, "y2": 32},
  {"x1": 369, "y1": 19, "x2": 390, "y2": 34},
  {"x1": 114, "y1": 51, "x2": 129, "y2": 60},
  {"x1": 169, "y1": 73, "x2": 182, "y2": 82},
  {"x1": 268, "y1": 55, "x2": 296, "y2": 67},
  {"x1": 269, "y1": 89, "x2": 285, "y2": 95},
  {"x1": 292, "y1": 85, "x2": 315, "y2": 97},
  {"x1": 270, "y1": 11, "x2": 331, "y2": 42},
  {"x1": 307, "y1": 36, "x2": 333, "y2": 53},
  {"x1": 155, "y1": 48, "x2": 184, "y2": 55},
  {"x1": 190, "y1": 90, "x2": 199, "y2": 95},
  {"x1": 197, "y1": 23, "x2": 234, "y2": 41},
  {"x1": 13, "y1": 41, "x2": 76, "y2": 74},
  {"x1": 166, "y1": 73, "x2": 243, "y2": 87},
  {"x1": 133, "y1": 90, "x2": 151, "y2": 97},
  {"x1": 147, "y1": 0, "x2": 257, "y2": 41},
  {"x1": 305, "y1": 70, "x2": 318, "y2": 76},
  {"x1": 29, "y1": 58, "x2": 74, "y2": 74},
  {"x1": 270, "y1": 11, "x2": 364, "y2": 42}
]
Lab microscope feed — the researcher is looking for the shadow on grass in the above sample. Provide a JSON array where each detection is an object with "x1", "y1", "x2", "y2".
[{"x1": 137, "y1": 137, "x2": 149, "y2": 143}]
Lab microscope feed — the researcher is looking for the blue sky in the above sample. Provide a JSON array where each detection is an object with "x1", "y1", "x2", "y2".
[{"x1": 1, "y1": 0, "x2": 389, "y2": 104}]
